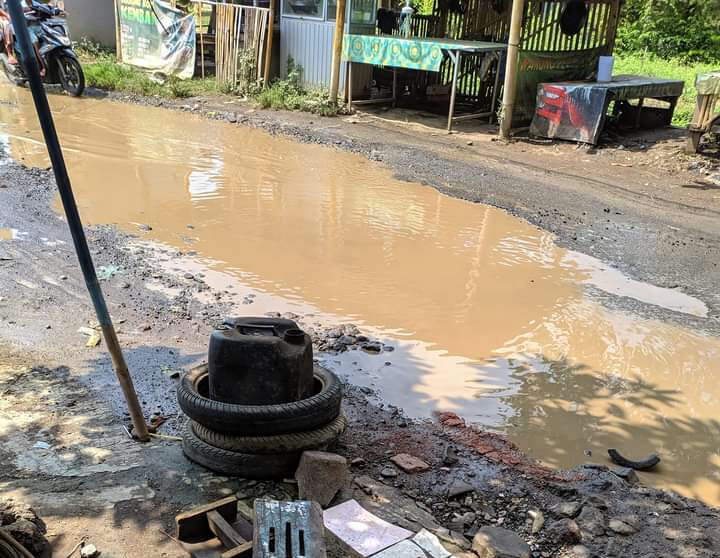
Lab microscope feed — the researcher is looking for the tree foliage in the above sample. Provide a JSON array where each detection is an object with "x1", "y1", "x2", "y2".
[{"x1": 616, "y1": 0, "x2": 720, "y2": 63}]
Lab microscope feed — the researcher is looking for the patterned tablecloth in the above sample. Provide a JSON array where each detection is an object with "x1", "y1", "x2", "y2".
[{"x1": 342, "y1": 34, "x2": 504, "y2": 72}]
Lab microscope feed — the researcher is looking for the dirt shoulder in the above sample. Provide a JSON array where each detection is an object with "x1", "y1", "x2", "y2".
[
  {"x1": 82, "y1": 88, "x2": 720, "y2": 328},
  {"x1": 1, "y1": 136, "x2": 719, "y2": 556}
]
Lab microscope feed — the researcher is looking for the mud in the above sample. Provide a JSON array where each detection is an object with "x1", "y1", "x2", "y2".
[
  {"x1": 1, "y1": 84, "x2": 720, "y2": 505},
  {"x1": 0, "y1": 104, "x2": 720, "y2": 558}
]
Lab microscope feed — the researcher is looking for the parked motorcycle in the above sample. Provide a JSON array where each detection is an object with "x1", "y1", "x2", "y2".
[{"x1": 1, "y1": 2, "x2": 84, "y2": 97}]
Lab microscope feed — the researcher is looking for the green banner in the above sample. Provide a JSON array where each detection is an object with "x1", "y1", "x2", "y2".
[
  {"x1": 118, "y1": 0, "x2": 196, "y2": 79},
  {"x1": 514, "y1": 49, "x2": 602, "y2": 124}
]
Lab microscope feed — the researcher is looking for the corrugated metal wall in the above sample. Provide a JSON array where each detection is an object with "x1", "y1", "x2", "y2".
[{"x1": 280, "y1": 17, "x2": 345, "y2": 88}]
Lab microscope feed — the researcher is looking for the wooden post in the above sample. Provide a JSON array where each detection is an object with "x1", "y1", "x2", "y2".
[
  {"x1": 263, "y1": 0, "x2": 275, "y2": 85},
  {"x1": 199, "y1": 1, "x2": 205, "y2": 78},
  {"x1": 499, "y1": 0, "x2": 525, "y2": 139},
  {"x1": 329, "y1": 0, "x2": 347, "y2": 103},
  {"x1": 114, "y1": 0, "x2": 122, "y2": 62}
]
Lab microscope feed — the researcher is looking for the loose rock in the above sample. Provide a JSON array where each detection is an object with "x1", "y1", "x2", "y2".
[
  {"x1": 391, "y1": 453, "x2": 430, "y2": 474},
  {"x1": 447, "y1": 478, "x2": 475, "y2": 498},
  {"x1": 545, "y1": 518, "x2": 581, "y2": 545},
  {"x1": 443, "y1": 446, "x2": 459, "y2": 466},
  {"x1": 576, "y1": 506, "x2": 605, "y2": 538},
  {"x1": 80, "y1": 544, "x2": 99, "y2": 558},
  {"x1": 528, "y1": 509, "x2": 544, "y2": 534},
  {"x1": 381, "y1": 467, "x2": 398, "y2": 478},
  {"x1": 608, "y1": 518, "x2": 638, "y2": 535},
  {"x1": 295, "y1": 451, "x2": 348, "y2": 508},
  {"x1": 550, "y1": 501, "x2": 582, "y2": 518},
  {"x1": 612, "y1": 466, "x2": 639, "y2": 484},
  {"x1": 472, "y1": 527, "x2": 530, "y2": 558},
  {"x1": 568, "y1": 545, "x2": 591, "y2": 558}
]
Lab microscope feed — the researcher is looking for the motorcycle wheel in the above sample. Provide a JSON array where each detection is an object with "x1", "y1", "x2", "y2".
[{"x1": 57, "y1": 55, "x2": 84, "y2": 97}]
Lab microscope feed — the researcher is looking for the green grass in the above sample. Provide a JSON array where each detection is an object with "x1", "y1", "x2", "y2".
[
  {"x1": 614, "y1": 53, "x2": 719, "y2": 126},
  {"x1": 76, "y1": 44, "x2": 342, "y2": 115}
]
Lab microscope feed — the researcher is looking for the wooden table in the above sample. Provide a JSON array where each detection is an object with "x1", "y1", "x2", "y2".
[{"x1": 342, "y1": 34, "x2": 507, "y2": 132}]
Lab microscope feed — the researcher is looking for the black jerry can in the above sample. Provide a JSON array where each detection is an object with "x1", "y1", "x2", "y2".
[{"x1": 208, "y1": 317, "x2": 314, "y2": 405}]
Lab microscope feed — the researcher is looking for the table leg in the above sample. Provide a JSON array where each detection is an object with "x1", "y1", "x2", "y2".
[
  {"x1": 347, "y1": 61, "x2": 353, "y2": 110},
  {"x1": 447, "y1": 50, "x2": 460, "y2": 133},
  {"x1": 392, "y1": 68, "x2": 397, "y2": 108},
  {"x1": 635, "y1": 97, "x2": 645, "y2": 128}
]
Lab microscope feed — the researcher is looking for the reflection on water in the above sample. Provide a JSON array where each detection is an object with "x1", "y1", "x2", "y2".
[{"x1": 1, "y1": 85, "x2": 719, "y2": 505}]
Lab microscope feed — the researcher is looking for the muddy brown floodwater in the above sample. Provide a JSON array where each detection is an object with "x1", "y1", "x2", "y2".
[{"x1": 1, "y1": 85, "x2": 720, "y2": 505}]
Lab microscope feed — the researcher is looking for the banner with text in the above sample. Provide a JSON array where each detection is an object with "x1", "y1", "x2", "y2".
[{"x1": 117, "y1": 0, "x2": 196, "y2": 79}]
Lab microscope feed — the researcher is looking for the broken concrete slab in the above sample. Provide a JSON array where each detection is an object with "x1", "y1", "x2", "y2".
[
  {"x1": 472, "y1": 527, "x2": 530, "y2": 558},
  {"x1": 324, "y1": 499, "x2": 412, "y2": 557},
  {"x1": 391, "y1": 454, "x2": 430, "y2": 474},
  {"x1": 295, "y1": 451, "x2": 348, "y2": 508},
  {"x1": 412, "y1": 529, "x2": 451, "y2": 558},
  {"x1": 372, "y1": 540, "x2": 427, "y2": 558}
]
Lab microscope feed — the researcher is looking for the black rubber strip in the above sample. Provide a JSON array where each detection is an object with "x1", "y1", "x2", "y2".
[{"x1": 608, "y1": 448, "x2": 661, "y2": 471}]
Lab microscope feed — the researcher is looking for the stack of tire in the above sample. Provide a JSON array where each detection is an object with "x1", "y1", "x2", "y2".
[{"x1": 178, "y1": 318, "x2": 345, "y2": 478}]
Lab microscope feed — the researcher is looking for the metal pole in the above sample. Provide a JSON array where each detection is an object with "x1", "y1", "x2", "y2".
[
  {"x1": 499, "y1": 0, "x2": 525, "y2": 139},
  {"x1": 329, "y1": 0, "x2": 347, "y2": 103},
  {"x1": 7, "y1": 0, "x2": 150, "y2": 442}
]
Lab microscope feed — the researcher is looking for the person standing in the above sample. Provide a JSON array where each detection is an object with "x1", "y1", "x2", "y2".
[{"x1": 0, "y1": 5, "x2": 17, "y2": 65}]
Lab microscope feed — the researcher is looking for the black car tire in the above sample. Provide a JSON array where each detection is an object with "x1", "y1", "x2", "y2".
[
  {"x1": 182, "y1": 423, "x2": 301, "y2": 478},
  {"x1": 177, "y1": 364, "x2": 343, "y2": 435},
  {"x1": 191, "y1": 413, "x2": 347, "y2": 453}
]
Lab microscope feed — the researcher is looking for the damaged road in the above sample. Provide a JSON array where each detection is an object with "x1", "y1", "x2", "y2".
[
  {"x1": 1, "y1": 135, "x2": 720, "y2": 556},
  {"x1": 0, "y1": 80, "x2": 720, "y2": 558}
]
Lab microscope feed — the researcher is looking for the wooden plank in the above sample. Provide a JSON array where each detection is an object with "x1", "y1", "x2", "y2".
[
  {"x1": 176, "y1": 496, "x2": 239, "y2": 542},
  {"x1": 220, "y1": 542, "x2": 253, "y2": 558},
  {"x1": 207, "y1": 510, "x2": 247, "y2": 550}
]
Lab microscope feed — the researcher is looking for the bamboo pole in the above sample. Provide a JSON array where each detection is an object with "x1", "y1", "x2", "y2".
[
  {"x1": 199, "y1": 1, "x2": 205, "y2": 78},
  {"x1": 263, "y1": 0, "x2": 275, "y2": 87},
  {"x1": 329, "y1": 0, "x2": 347, "y2": 103},
  {"x1": 499, "y1": 0, "x2": 525, "y2": 139}
]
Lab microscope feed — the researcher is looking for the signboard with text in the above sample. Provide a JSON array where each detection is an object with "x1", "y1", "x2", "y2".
[{"x1": 117, "y1": 0, "x2": 195, "y2": 79}]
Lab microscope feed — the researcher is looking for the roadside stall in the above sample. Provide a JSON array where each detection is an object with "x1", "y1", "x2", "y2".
[{"x1": 283, "y1": 0, "x2": 621, "y2": 130}]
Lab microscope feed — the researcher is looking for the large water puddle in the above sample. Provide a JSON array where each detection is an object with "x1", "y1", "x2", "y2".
[{"x1": 1, "y1": 85, "x2": 719, "y2": 505}]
